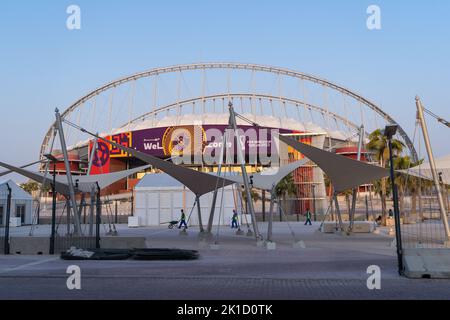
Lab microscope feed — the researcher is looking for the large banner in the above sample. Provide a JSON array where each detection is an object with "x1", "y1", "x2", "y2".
[{"x1": 89, "y1": 124, "x2": 299, "y2": 174}]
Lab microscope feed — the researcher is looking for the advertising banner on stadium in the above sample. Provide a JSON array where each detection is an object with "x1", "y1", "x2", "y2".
[{"x1": 89, "y1": 124, "x2": 299, "y2": 174}]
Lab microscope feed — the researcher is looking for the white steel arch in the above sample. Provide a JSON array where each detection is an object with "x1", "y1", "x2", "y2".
[{"x1": 40, "y1": 62, "x2": 417, "y2": 161}]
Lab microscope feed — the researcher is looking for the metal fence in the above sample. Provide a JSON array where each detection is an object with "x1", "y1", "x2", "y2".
[
  {"x1": 35, "y1": 198, "x2": 133, "y2": 226},
  {"x1": 399, "y1": 191, "x2": 450, "y2": 249},
  {"x1": 0, "y1": 235, "x2": 5, "y2": 254},
  {"x1": 54, "y1": 236, "x2": 97, "y2": 254}
]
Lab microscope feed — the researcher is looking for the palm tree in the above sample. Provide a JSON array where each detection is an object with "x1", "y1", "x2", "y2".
[
  {"x1": 241, "y1": 189, "x2": 261, "y2": 215},
  {"x1": 393, "y1": 156, "x2": 424, "y2": 220},
  {"x1": 367, "y1": 129, "x2": 405, "y2": 224},
  {"x1": 275, "y1": 174, "x2": 297, "y2": 219},
  {"x1": 393, "y1": 156, "x2": 412, "y2": 219}
]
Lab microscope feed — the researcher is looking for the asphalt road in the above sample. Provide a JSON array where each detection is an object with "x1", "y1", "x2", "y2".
[{"x1": 1, "y1": 223, "x2": 449, "y2": 300}]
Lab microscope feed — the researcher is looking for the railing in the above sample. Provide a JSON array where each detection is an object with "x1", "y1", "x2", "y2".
[{"x1": 54, "y1": 236, "x2": 97, "y2": 254}]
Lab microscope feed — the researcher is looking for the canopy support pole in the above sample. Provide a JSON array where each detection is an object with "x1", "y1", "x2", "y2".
[
  {"x1": 206, "y1": 127, "x2": 228, "y2": 235},
  {"x1": 87, "y1": 135, "x2": 98, "y2": 175},
  {"x1": 55, "y1": 109, "x2": 81, "y2": 235},
  {"x1": 229, "y1": 102, "x2": 261, "y2": 240},
  {"x1": 349, "y1": 125, "x2": 365, "y2": 232},
  {"x1": 196, "y1": 195, "x2": 204, "y2": 233},
  {"x1": 267, "y1": 185, "x2": 276, "y2": 242},
  {"x1": 416, "y1": 96, "x2": 450, "y2": 244},
  {"x1": 3, "y1": 183, "x2": 11, "y2": 255},
  {"x1": 334, "y1": 192, "x2": 345, "y2": 233}
]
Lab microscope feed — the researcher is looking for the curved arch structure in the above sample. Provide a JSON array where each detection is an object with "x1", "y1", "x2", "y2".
[
  {"x1": 119, "y1": 93, "x2": 363, "y2": 133},
  {"x1": 40, "y1": 62, "x2": 417, "y2": 161}
]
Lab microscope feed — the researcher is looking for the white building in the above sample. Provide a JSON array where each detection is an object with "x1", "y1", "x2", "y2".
[
  {"x1": 0, "y1": 180, "x2": 33, "y2": 226},
  {"x1": 134, "y1": 173, "x2": 240, "y2": 227}
]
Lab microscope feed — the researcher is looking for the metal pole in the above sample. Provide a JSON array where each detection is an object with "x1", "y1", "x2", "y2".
[
  {"x1": 196, "y1": 195, "x2": 204, "y2": 232},
  {"x1": 96, "y1": 184, "x2": 101, "y2": 249},
  {"x1": 229, "y1": 102, "x2": 261, "y2": 239},
  {"x1": 349, "y1": 125, "x2": 365, "y2": 231},
  {"x1": 262, "y1": 190, "x2": 266, "y2": 222},
  {"x1": 66, "y1": 198, "x2": 70, "y2": 235},
  {"x1": 388, "y1": 138, "x2": 404, "y2": 274},
  {"x1": 312, "y1": 184, "x2": 317, "y2": 222},
  {"x1": 206, "y1": 128, "x2": 227, "y2": 234},
  {"x1": 267, "y1": 185, "x2": 275, "y2": 242},
  {"x1": 278, "y1": 197, "x2": 282, "y2": 222},
  {"x1": 4, "y1": 184, "x2": 11, "y2": 255},
  {"x1": 87, "y1": 135, "x2": 98, "y2": 175},
  {"x1": 131, "y1": 189, "x2": 134, "y2": 216},
  {"x1": 416, "y1": 96, "x2": 450, "y2": 244},
  {"x1": 55, "y1": 108, "x2": 81, "y2": 235},
  {"x1": 365, "y1": 195, "x2": 369, "y2": 221},
  {"x1": 334, "y1": 192, "x2": 345, "y2": 232},
  {"x1": 89, "y1": 186, "x2": 95, "y2": 236},
  {"x1": 115, "y1": 200, "x2": 118, "y2": 224},
  {"x1": 49, "y1": 164, "x2": 57, "y2": 255}
]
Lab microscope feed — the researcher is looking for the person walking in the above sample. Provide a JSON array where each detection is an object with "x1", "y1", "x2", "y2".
[
  {"x1": 178, "y1": 209, "x2": 188, "y2": 229},
  {"x1": 304, "y1": 208, "x2": 312, "y2": 226},
  {"x1": 231, "y1": 209, "x2": 239, "y2": 229}
]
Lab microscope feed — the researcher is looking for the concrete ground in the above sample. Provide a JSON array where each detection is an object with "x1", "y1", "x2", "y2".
[{"x1": 1, "y1": 222, "x2": 450, "y2": 300}]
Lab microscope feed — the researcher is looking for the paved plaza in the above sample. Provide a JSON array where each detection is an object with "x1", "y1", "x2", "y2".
[{"x1": 1, "y1": 222, "x2": 450, "y2": 300}]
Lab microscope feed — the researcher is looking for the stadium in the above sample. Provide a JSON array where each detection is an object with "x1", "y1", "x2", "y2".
[{"x1": 38, "y1": 63, "x2": 416, "y2": 217}]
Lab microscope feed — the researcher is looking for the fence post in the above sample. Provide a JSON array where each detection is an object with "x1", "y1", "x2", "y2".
[
  {"x1": 95, "y1": 184, "x2": 101, "y2": 249},
  {"x1": 4, "y1": 184, "x2": 12, "y2": 255}
]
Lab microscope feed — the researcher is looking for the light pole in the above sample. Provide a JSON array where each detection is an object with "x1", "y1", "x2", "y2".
[
  {"x1": 44, "y1": 154, "x2": 58, "y2": 255},
  {"x1": 383, "y1": 124, "x2": 404, "y2": 275},
  {"x1": 312, "y1": 184, "x2": 317, "y2": 222}
]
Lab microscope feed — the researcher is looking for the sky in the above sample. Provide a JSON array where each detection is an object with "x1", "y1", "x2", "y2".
[{"x1": 0, "y1": 0, "x2": 449, "y2": 183}]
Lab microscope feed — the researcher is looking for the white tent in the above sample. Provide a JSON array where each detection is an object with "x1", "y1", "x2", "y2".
[
  {"x1": 223, "y1": 159, "x2": 310, "y2": 191},
  {"x1": 0, "y1": 161, "x2": 151, "y2": 196},
  {"x1": 277, "y1": 134, "x2": 390, "y2": 193},
  {"x1": 0, "y1": 180, "x2": 33, "y2": 226},
  {"x1": 134, "y1": 173, "x2": 236, "y2": 227},
  {"x1": 402, "y1": 154, "x2": 450, "y2": 185}
]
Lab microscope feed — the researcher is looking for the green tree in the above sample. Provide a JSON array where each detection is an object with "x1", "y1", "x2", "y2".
[
  {"x1": 390, "y1": 156, "x2": 425, "y2": 221},
  {"x1": 241, "y1": 189, "x2": 261, "y2": 215},
  {"x1": 367, "y1": 128, "x2": 405, "y2": 224},
  {"x1": 20, "y1": 181, "x2": 40, "y2": 194},
  {"x1": 275, "y1": 174, "x2": 297, "y2": 217}
]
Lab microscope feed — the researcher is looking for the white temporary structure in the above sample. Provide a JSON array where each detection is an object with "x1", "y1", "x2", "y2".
[
  {"x1": 0, "y1": 180, "x2": 33, "y2": 226},
  {"x1": 134, "y1": 173, "x2": 237, "y2": 227},
  {"x1": 402, "y1": 154, "x2": 450, "y2": 186}
]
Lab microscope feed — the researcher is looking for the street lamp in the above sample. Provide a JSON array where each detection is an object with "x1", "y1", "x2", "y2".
[
  {"x1": 383, "y1": 125, "x2": 404, "y2": 275},
  {"x1": 44, "y1": 153, "x2": 58, "y2": 255}
]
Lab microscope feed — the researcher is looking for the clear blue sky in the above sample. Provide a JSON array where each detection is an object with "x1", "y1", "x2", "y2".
[{"x1": 0, "y1": 1, "x2": 449, "y2": 182}]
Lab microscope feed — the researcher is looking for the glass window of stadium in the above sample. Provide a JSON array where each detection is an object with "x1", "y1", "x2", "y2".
[
  {"x1": 0, "y1": 206, "x2": 3, "y2": 225},
  {"x1": 16, "y1": 204, "x2": 25, "y2": 224}
]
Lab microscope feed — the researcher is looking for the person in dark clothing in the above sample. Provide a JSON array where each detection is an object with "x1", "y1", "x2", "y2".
[
  {"x1": 178, "y1": 209, "x2": 188, "y2": 229},
  {"x1": 304, "y1": 209, "x2": 312, "y2": 226},
  {"x1": 231, "y1": 209, "x2": 239, "y2": 229},
  {"x1": 388, "y1": 209, "x2": 394, "y2": 217}
]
